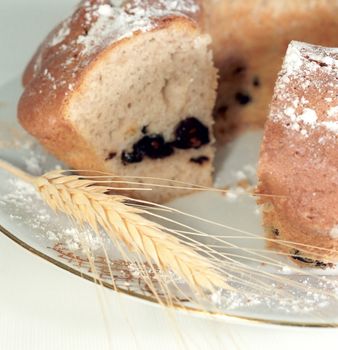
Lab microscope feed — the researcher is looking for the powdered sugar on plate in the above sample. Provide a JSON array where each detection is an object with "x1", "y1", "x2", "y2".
[
  {"x1": 210, "y1": 275, "x2": 338, "y2": 319},
  {"x1": 0, "y1": 178, "x2": 105, "y2": 253},
  {"x1": 0, "y1": 121, "x2": 104, "y2": 253},
  {"x1": 2, "y1": 177, "x2": 338, "y2": 320}
]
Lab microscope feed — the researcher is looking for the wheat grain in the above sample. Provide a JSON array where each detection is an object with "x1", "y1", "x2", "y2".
[
  {"x1": 0, "y1": 160, "x2": 226, "y2": 294},
  {"x1": 2, "y1": 159, "x2": 338, "y2": 304}
]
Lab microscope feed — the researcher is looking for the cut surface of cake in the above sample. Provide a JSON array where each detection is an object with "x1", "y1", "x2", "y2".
[
  {"x1": 207, "y1": 0, "x2": 338, "y2": 141},
  {"x1": 18, "y1": 0, "x2": 218, "y2": 203},
  {"x1": 257, "y1": 41, "x2": 338, "y2": 265}
]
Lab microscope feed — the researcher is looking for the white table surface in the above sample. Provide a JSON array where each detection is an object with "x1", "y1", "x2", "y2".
[{"x1": 1, "y1": 1, "x2": 338, "y2": 349}]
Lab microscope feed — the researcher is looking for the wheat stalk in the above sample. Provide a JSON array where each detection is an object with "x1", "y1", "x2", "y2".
[{"x1": 0, "y1": 159, "x2": 226, "y2": 294}]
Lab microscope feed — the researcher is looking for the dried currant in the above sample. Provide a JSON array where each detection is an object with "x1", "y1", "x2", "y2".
[
  {"x1": 121, "y1": 134, "x2": 174, "y2": 164},
  {"x1": 272, "y1": 228, "x2": 280, "y2": 237},
  {"x1": 190, "y1": 156, "x2": 209, "y2": 165},
  {"x1": 253, "y1": 76, "x2": 261, "y2": 87},
  {"x1": 235, "y1": 92, "x2": 252, "y2": 105},
  {"x1": 291, "y1": 250, "x2": 315, "y2": 264},
  {"x1": 217, "y1": 105, "x2": 228, "y2": 115},
  {"x1": 233, "y1": 66, "x2": 246, "y2": 75},
  {"x1": 174, "y1": 117, "x2": 210, "y2": 149},
  {"x1": 290, "y1": 249, "x2": 333, "y2": 269},
  {"x1": 136, "y1": 135, "x2": 174, "y2": 159},
  {"x1": 105, "y1": 152, "x2": 117, "y2": 161},
  {"x1": 121, "y1": 149, "x2": 143, "y2": 164}
]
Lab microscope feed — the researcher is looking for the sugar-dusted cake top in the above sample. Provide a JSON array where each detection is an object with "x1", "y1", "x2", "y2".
[
  {"x1": 271, "y1": 41, "x2": 338, "y2": 142},
  {"x1": 24, "y1": 0, "x2": 201, "y2": 88},
  {"x1": 67, "y1": 0, "x2": 200, "y2": 56}
]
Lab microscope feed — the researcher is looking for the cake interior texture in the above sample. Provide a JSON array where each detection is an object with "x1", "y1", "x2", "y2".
[
  {"x1": 18, "y1": 1, "x2": 218, "y2": 203},
  {"x1": 67, "y1": 24, "x2": 217, "y2": 202},
  {"x1": 207, "y1": 0, "x2": 338, "y2": 141},
  {"x1": 257, "y1": 41, "x2": 338, "y2": 263}
]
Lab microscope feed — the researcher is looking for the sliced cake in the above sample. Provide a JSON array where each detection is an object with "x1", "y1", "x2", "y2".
[
  {"x1": 18, "y1": 0, "x2": 338, "y2": 206},
  {"x1": 257, "y1": 41, "x2": 338, "y2": 265},
  {"x1": 18, "y1": 0, "x2": 218, "y2": 203},
  {"x1": 207, "y1": 0, "x2": 338, "y2": 140}
]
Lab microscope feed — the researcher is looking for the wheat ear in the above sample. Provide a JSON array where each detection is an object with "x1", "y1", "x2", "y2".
[{"x1": 0, "y1": 160, "x2": 226, "y2": 294}]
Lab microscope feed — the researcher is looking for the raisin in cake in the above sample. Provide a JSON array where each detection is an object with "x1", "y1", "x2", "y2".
[
  {"x1": 257, "y1": 41, "x2": 338, "y2": 265},
  {"x1": 207, "y1": 0, "x2": 338, "y2": 141},
  {"x1": 18, "y1": 0, "x2": 218, "y2": 203}
]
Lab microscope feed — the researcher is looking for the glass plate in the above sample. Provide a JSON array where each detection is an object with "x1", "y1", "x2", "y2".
[{"x1": 1, "y1": 78, "x2": 338, "y2": 327}]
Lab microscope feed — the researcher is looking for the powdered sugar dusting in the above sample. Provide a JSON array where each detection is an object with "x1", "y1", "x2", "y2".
[
  {"x1": 49, "y1": 18, "x2": 71, "y2": 47},
  {"x1": 31, "y1": 0, "x2": 200, "y2": 94},
  {"x1": 330, "y1": 226, "x2": 338, "y2": 239},
  {"x1": 209, "y1": 275, "x2": 338, "y2": 318},
  {"x1": 283, "y1": 43, "x2": 303, "y2": 76},
  {"x1": 77, "y1": 0, "x2": 199, "y2": 56},
  {"x1": 97, "y1": 4, "x2": 115, "y2": 17},
  {"x1": 0, "y1": 178, "x2": 104, "y2": 252},
  {"x1": 298, "y1": 108, "x2": 317, "y2": 126},
  {"x1": 271, "y1": 41, "x2": 338, "y2": 142},
  {"x1": 328, "y1": 106, "x2": 338, "y2": 118},
  {"x1": 3, "y1": 177, "x2": 338, "y2": 319},
  {"x1": 321, "y1": 121, "x2": 338, "y2": 134}
]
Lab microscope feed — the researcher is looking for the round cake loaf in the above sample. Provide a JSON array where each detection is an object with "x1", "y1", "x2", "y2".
[
  {"x1": 18, "y1": 0, "x2": 338, "y2": 264},
  {"x1": 19, "y1": 0, "x2": 338, "y2": 203},
  {"x1": 257, "y1": 41, "x2": 338, "y2": 264}
]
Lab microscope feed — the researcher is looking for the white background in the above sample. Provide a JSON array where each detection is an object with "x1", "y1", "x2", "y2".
[{"x1": 1, "y1": 1, "x2": 338, "y2": 349}]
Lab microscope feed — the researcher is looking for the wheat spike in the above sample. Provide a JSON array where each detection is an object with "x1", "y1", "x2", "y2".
[{"x1": 0, "y1": 160, "x2": 226, "y2": 294}]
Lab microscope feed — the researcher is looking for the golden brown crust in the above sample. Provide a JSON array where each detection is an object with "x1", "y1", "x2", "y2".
[
  {"x1": 259, "y1": 200, "x2": 338, "y2": 265},
  {"x1": 22, "y1": 0, "x2": 202, "y2": 87},
  {"x1": 257, "y1": 42, "x2": 338, "y2": 263},
  {"x1": 18, "y1": 1, "x2": 201, "y2": 172}
]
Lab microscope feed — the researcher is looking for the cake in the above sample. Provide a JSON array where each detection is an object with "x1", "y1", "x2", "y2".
[
  {"x1": 18, "y1": 0, "x2": 338, "y2": 204},
  {"x1": 207, "y1": 0, "x2": 338, "y2": 141},
  {"x1": 18, "y1": 0, "x2": 218, "y2": 203},
  {"x1": 257, "y1": 41, "x2": 338, "y2": 265}
]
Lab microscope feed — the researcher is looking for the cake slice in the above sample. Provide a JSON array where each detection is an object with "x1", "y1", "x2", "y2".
[
  {"x1": 18, "y1": 0, "x2": 218, "y2": 203},
  {"x1": 206, "y1": 0, "x2": 338, "y2": 141},
  {"x1": 257, "y1": 41, "x2": 338, "y2": 265}
]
